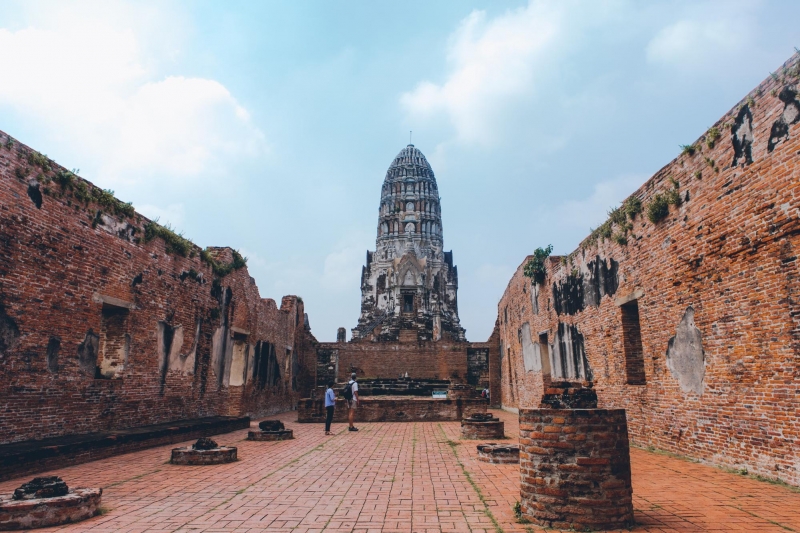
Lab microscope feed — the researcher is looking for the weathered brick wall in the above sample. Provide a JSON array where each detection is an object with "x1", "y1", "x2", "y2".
[
  {"x1": 498, "y1": 54, "x2": 800, "y2": 485},
  {"x1": 297, "y1": 396, "x2": 486, "y2": 423},
  {"x1": 315, "y1": 338, "x2": 498, "y2": 387},
  {"x1": 0, "y1": 130, "x2": 316, "y2": 444}
]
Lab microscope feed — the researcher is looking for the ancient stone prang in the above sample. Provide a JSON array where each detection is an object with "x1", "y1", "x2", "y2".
[
  {"x1": 1, "y1": 478, "x2": 102, "y2": 530},
  {"x1": 461, "y1": 412, "x2": 504, "y2": 439},
  {"x1": 352, "y1": 145, "x2": 465, "y2": 343},
  {"x1": 476, "y1": 443, "x2": 520, "y2": 464}
]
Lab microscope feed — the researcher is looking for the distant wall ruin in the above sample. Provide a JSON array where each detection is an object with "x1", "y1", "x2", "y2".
[
  {"x1": 497, "y1": 54, "x2": 800, "y2": 486},
  {"x1": 0, "y1": 131, "x2": 317, "y2": 445}
]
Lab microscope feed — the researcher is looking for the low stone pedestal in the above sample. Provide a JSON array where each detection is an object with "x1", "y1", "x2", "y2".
[
  {"x1": 461, "y1": 413, "x2": 505, "y2": 439},
  {"x1": 248, "y1": 420, "x2": 293, "y2": 441},
  {"x1": 0, "y1": 477, "x2": 101, "y2": 530},
  {"x1": 519, "y1": 409, "x2": 634, "y2": 530},
  {"x1": 476, "y1": 443, "x2": 519, "y2": 464},
  {"x1": 171, "y1": 438, "x2": 237, "y2": 465}
]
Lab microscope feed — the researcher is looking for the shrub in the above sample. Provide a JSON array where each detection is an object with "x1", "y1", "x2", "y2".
[
  {"x1": 680, "y1": 144, "x2": 696, "y2": 156},
  {"x1": 623, "y1": 196, "x2": 642, "y2": 219},
  {"x1": 200, "y1": 248, "x2": 248, "y2": 277},
  {"x1": 705, "y1": 127, "x2": 721, "y2": 149},
  {"x1": 523, "y1": 245, "x2": 553, "y2": 285},
  {"x1": 143, "y1": 221, "x2": 193, "y2": 257},
  {"x1": 647, "y1": 193, "x2": 670, "y2": 223}
]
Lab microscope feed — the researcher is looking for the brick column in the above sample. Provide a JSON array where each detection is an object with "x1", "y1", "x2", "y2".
[{"x1": 519, "y1": 408, "x2": 634, "y2": 530}]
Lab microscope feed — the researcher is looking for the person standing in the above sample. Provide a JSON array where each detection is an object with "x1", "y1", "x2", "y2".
[
  {"x1": 324, "y1": 381, "x2": 336, "y2": 435},
  {"x1": 346, "y1": 372, "x2": 359, "y2": 432}
]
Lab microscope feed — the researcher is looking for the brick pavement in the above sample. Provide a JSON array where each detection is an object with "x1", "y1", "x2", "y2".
[{"x1": 1, "y1": 409, "x2": 797, "y2": 532}]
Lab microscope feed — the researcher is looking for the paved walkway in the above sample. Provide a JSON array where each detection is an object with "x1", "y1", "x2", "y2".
[{"x1": 1, "y1": 410, "x2": 798, "y2": 532}]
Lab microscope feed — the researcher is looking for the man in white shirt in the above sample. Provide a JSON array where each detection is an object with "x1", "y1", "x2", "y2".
[{"x1": 347, "y1": 372, "x2": 359, "y2": 432}]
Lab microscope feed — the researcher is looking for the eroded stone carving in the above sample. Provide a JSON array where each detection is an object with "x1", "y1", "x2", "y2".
[{"x1": 666, "y1": 306, "x2": 705, "y2": 395}]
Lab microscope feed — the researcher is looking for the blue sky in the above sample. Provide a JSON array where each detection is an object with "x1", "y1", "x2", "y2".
[{"x1": 1, "y1": 0, "x2": 798, "y2": 341}]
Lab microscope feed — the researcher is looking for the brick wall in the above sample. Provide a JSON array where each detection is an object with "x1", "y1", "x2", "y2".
[
  {"x1": 0, "y1": 130, "x2": 317, "y2": 445},
  {"x1": 315, "y1": 338, "x2": 498, "y2": 387},
  {"x1": 497, "y1": 54, "x2": 800, "y2": 485}
]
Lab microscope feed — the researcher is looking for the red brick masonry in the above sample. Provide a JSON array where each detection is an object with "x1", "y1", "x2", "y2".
[
  {"x1": 0, "y1": 488, "x2": 102, "y2": 530},
  {"x1": 519, "y1": 408, "x2": 634, "y2": 530},
  {"x1": 498, "y1": 52, "x2": 800, "y2": 486},
  {"x1": 297, "y1": 397, "x2": 486, "y2": 423}
]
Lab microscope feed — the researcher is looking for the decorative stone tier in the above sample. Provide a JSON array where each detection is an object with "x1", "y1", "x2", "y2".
[
  {"x1": 171, "y1": 446, "x2": 237, "y2": 465},
  {"x1": 325, "y1": 378, "x2": 453, "y2": 397},
  {"x1": 461, "y1": 413, "x2": 505, "y2": 439},
  {"x1": 519, "y1": 409, "x2": 634, "y2": 531},
  {"x1": 0, "y1": 488, "x2": 102, "y2": 530},
  {"x1": 476, "y1": 443, "x2": 520, "y2": 464},
  {"x1": 447, "y1": 383, "x2": 481, "y2": 399},
  {"x1": 298, "y1": 397, "x2": 485, "y2": 423}
]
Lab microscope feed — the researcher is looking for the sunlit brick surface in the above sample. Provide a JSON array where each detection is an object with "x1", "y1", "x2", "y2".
[{"x1": 1, "y1": 410, "x2": 797, "y2": 532}]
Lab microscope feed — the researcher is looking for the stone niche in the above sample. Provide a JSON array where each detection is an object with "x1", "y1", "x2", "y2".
[
  {"x1": 248, "y1": 420, "x2": 294, "y2": 441},
  {"x1": 518, "y1": 408, "x2": 634, "y2": 530},
  {"x1": 170, "y1": 438, "x2": 237, "y2": 465},
  {"x1": 0, "y1": 476, "x2": 102, "y2": 530},
  {"x1": 461, "y1": 412, "x2": 505, "y2": 439},
  {"x1": 476, "y1": 443, "x2": 519, "y2": 464}
]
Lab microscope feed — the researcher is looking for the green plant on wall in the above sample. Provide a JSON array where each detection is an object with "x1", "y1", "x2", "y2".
[
  {"x1": 200, "y1": 248, "x2": 248, "y2": 277},
  {"x1": 144, "y1": 220, "x2": 194, "y2": 257},
  {"x1": 646, "y1": 178, "x2": 681, "y2": 224},
  {"x1": 705, "y1": 127, "x2": 721, "y2": 149},
  {"x1": 523, "y1": 245, "x2": 553, "y2": 285}
]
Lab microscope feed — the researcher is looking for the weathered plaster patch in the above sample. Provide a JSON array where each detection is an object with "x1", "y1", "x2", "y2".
[{"x1": 666, "y1": 306, "x2": 705, "y2": 395}]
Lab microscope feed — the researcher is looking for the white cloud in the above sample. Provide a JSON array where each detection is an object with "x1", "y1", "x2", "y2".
[
  {"x1": 0, "y1": 1, "x2": 266, "y2": 187},
  {"x1": 400, "y1": 1, "x2": 566, "y2": 145},
  {"x1": 537, "y1": 174, "x2": 645, "y2": 238},
  {"x1": 646, "y1": 15, "x2": 753, "y2": 70},
  {"x1": 136, "y1": 203, "x2": 185, "y2": 229},
  {"x1": 322, "y1": 244, "x2": 366, "y2": 292}
]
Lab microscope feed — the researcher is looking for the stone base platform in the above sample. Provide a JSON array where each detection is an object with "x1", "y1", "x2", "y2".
[
  {"x1": 0, "y1": 416, "x2": 250, "y2": 482},
  {"x1": 476, "y1": 443, "x2": 519, "y2": 464},
  {"x1": 297, "y1": 397, "x2": 486, "y2": 423},
  {"x1": 170, "y1": 446, "x2": 237, "y2": 465},
  {"x1": 0, "y1": 488, "x2": 102, "y2": 530},
  {"x1": 461, "y1": 413, "x2": 505, "y2": 439},
  {"x1": 247, "y1": 430, "x2": 293, "y2": 441}
]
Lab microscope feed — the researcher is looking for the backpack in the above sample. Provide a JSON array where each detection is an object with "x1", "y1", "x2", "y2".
[{"x1": 342, "y1": 381, "x2": 354, "y2": 401}]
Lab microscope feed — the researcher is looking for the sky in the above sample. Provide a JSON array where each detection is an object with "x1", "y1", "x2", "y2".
[{"x1": 0, "y1": 0, "x2": 798, "y2": 341}]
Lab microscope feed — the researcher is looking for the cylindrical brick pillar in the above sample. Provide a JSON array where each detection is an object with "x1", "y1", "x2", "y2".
[{"x1": 519, "y1": 409, "x2": 634, "y2": 530}]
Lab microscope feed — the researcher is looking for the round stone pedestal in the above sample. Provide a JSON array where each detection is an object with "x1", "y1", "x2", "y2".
[
  {"x1": 248, "y1": 420, "x2": 293, "y2": 441},
  {"x1": 519, "y1": 409, "x2": 634, "y2": 531},
  {"x1": 248, "y1": 429, "x2": 293, "y2": 441},
  {"x1": 476, "y1": 443, "x2": 520, "y2": 464},
  {"x1": 0, "y1": 482, "x2": 101, "y2": 530},
  {"x1": 461, "y1": 413, "x2": 505, "y2": 439},
  {"x1": 171, "y1": 438, "x2": 237, "y2": 465}
]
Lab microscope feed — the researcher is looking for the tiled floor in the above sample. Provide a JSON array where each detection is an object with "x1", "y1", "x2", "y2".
[{"x1": 1, "y1": 409, "x2": 798, "y2": 532}]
